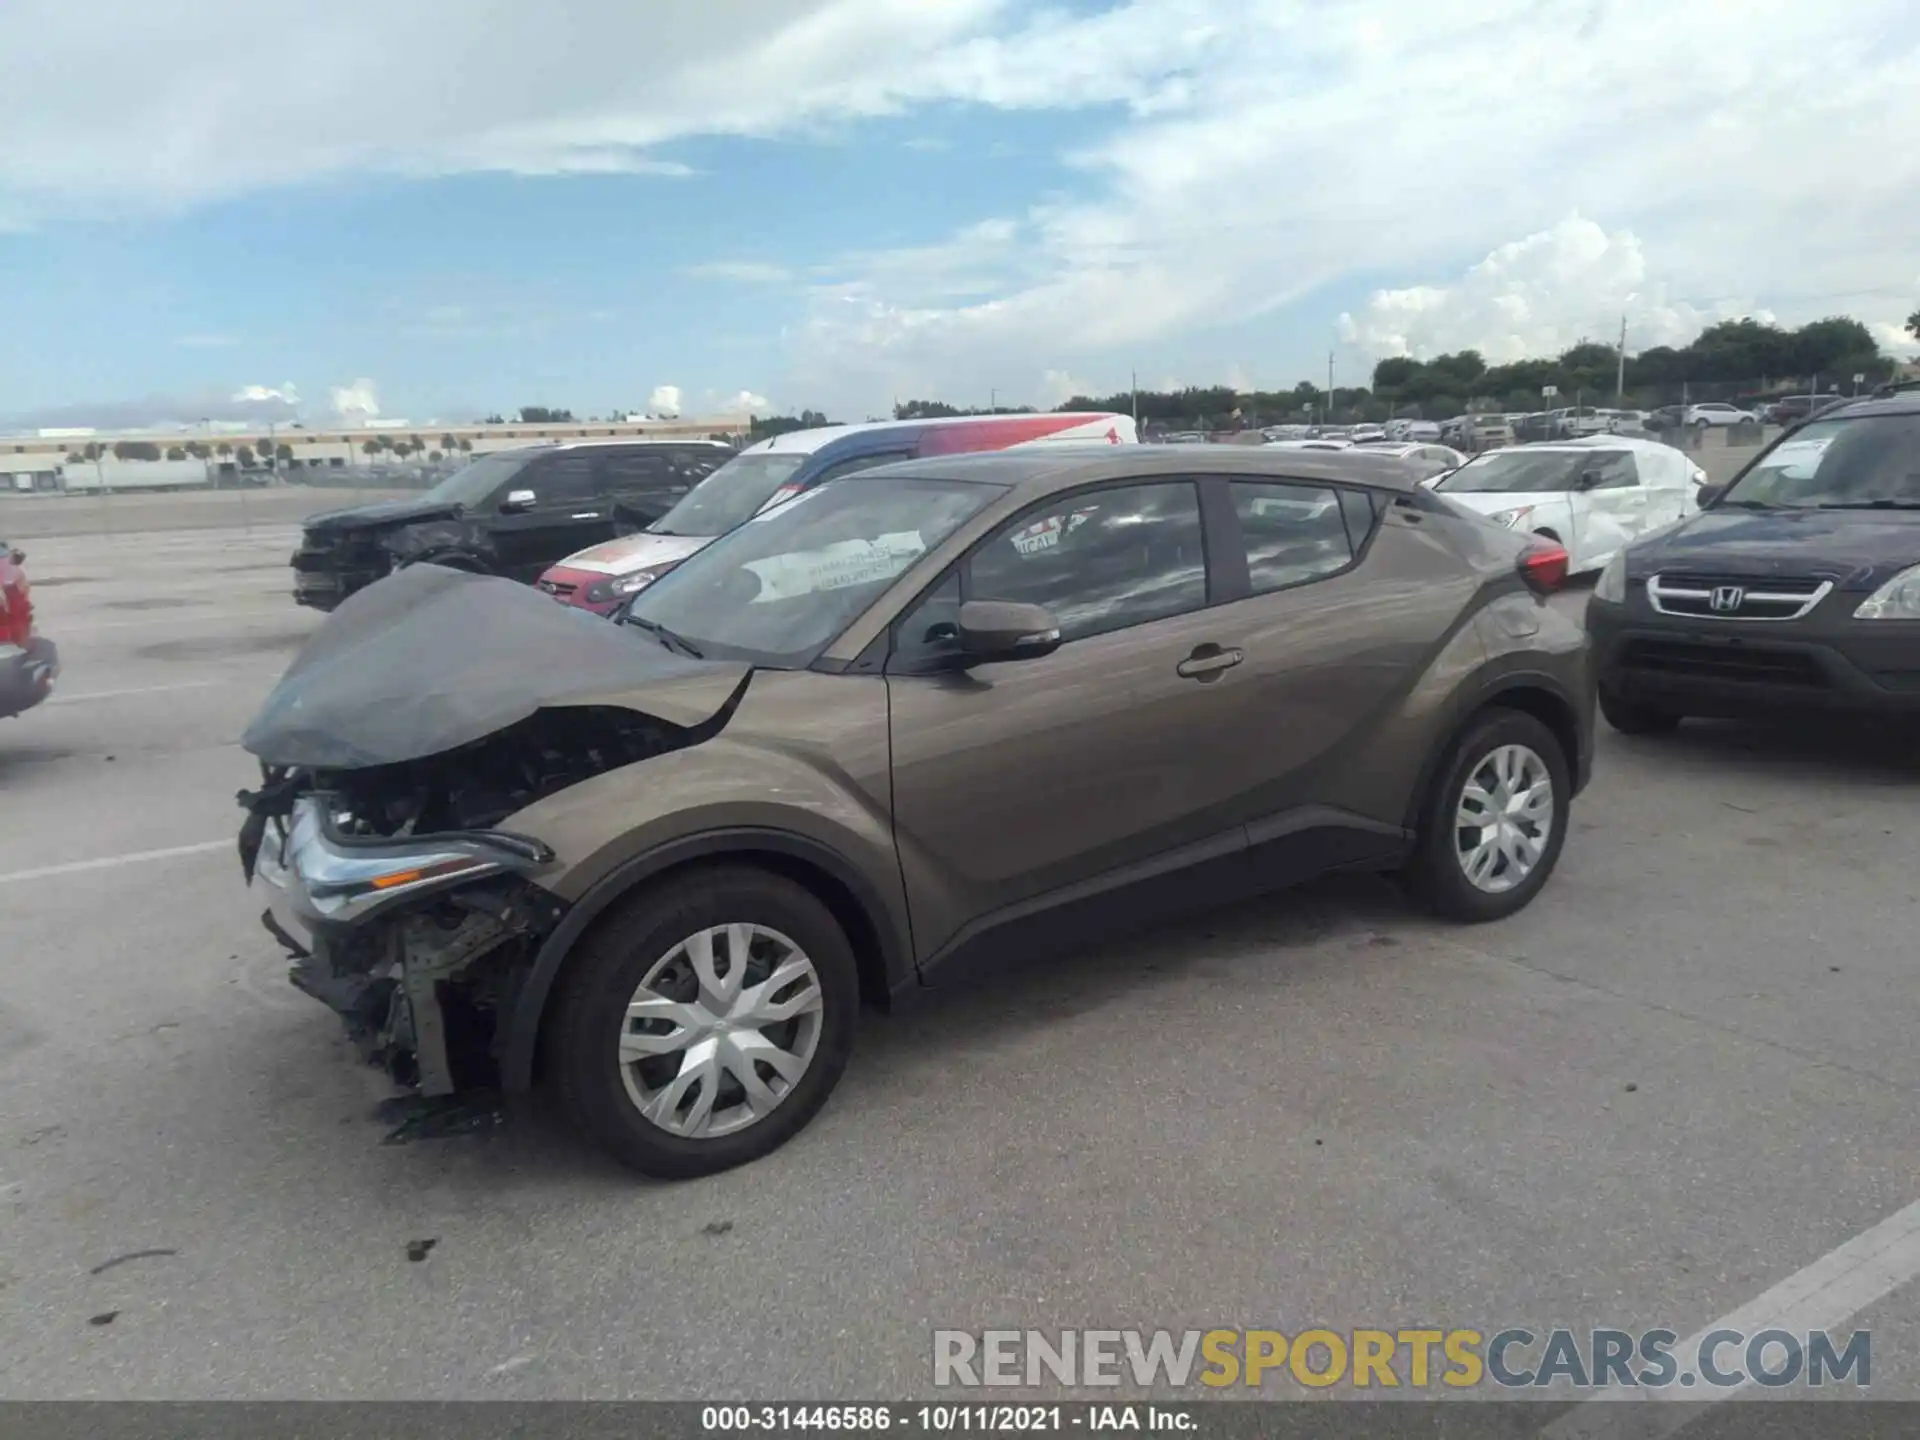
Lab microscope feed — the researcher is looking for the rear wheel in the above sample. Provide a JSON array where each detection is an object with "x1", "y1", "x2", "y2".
[
  {"x1": 546, "y1": 866, "x2": 859, "y2": 1179},
  {"x1": 1600, "y1": 689, "x2": 1683, "y2": 735},
  {"x1": 1404, "y1": 708, "x2": 1570, "y2": 923}
]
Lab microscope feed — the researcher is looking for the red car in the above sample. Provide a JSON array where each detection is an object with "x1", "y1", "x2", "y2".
[{"x1": 0, "y1": 541, "x2": 59, "y2": 719}]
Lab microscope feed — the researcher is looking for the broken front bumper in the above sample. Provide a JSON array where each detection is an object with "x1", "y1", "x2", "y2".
[{"x1": 244, "y1": 796, "x2": 560, "y2": 1095}]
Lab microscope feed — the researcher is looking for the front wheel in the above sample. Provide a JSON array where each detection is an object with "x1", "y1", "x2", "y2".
[
  {"x1": 1600, "y1": 689, "x2": 1683, "y2": 735},
  {"x1": 546, "y1": 866, "x2": 860, "y2": 1179},
  {"x1": 1403, "y1": 708, "x2": 1571, "y2": 923}
]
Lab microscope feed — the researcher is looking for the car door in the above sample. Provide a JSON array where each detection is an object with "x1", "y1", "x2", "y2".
[
  {"x1": 1204, "y1": 477, "x2": 1475, "y2": 860},
  {"x1": 484, "y1": 453, "x2": 612, "y2": 581},
  {"x1": 1567, "y1": 449, "x2": 1644, "y2": 570},
  {"x1": 594, "y1": 447, "x2": 695, "y2": 530},
  {"x1": 884, "y1": 478, "x2": 1253, "y2": 971}
]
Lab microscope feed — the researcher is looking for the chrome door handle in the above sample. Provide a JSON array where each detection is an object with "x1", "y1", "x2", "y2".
[{"x1": 1177, "y1": 646, "x2": 1243, "y2": 681}]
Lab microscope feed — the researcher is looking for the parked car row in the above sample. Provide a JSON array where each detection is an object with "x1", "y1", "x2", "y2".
[{"x1": 235, "y1": 390, "x2": 1917, "y2": 1183}]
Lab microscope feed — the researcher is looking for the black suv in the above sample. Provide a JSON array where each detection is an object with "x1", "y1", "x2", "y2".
[
  {"x1": 290, "y1": 441, "x2": 732, "y2": 611},
  {"x1": 1588, "y1": 390, "x2": 1920, "y2": 730}
]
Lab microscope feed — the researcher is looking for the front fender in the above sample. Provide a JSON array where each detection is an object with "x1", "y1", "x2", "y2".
[{"x1": 492, "y1": 669, "x2": 909, "y2": 1090}]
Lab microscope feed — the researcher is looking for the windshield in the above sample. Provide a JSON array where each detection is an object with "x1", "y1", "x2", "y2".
[
  {"x1": 648, "y1": 452, "x2": 809, "y2": 536},
  {"x1": 1434, "y1": 450, "x2": 1585, "y2": 494},
  {"x1": 1721, "y1": 415, "x2": 1920, "y2": 508},
  {"x1": 623, "y1": 474, "x2": 1005, "y2": 665},
  {"x1": 418, "y1": 451, "x2": 533, "y2": 507}
]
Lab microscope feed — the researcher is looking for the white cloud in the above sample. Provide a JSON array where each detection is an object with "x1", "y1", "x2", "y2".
[
  {"x1": 232, "y1": 382, "x2": 298, "y2": 404},
  {"x1": 648, "y1": 384, "x2": 684, "y2": 417},
  {"x1": 1873, "y1": 321, "x2": 1920, "y2": 359},
  {"x1": 1334, "y1": 216, "x2": 1759, "y2": 363},
  {"x1": 683, "y1": 261, "x2": 792, "y2": 284},
  {"x1": 782, "y1": 0, "x2": 1920, "y2": 408},
  {"x1": 330, "y1": 378, "x2": 381, "y2": 423},
  {"x1": 717, "y1": 390, "x2": 772, "y2": 412},
  {"x1": 2, "y1": 0, "x2": 1916, "y2": 410}
]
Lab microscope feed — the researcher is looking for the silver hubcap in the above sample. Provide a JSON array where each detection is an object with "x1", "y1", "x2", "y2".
[
  {"x1": 618, "y1": 923, "x2": 824, "y2": 1139},
  {"x1": 1453, "y1": 744, "x2": 1555, "y2": 894}
]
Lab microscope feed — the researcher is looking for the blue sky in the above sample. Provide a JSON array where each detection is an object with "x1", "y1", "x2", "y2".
[{"x1": 2, "y1": 0, "x2": 1917, "y2": 430}]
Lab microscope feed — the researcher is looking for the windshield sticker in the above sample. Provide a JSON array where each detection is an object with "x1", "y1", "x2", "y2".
[{"x1": 744, "y1": 532, "x2": 927, "y2": 599}]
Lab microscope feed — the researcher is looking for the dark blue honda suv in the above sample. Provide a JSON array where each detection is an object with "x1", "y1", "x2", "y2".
[{"x1": 1587, "y1": 387, "x2": 1920, "y2": 732}]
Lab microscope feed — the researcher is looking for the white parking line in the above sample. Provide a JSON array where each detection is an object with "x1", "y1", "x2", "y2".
[
  {"x1": 0, "y1": 839, "x2": 231, "y2": 885},
  {"x1": 46, "y1": 680, "x2": 229, "y2": 705},
  {"x1": 1542, "y1": 1197, "x2": 1920, "y2": 1437}
]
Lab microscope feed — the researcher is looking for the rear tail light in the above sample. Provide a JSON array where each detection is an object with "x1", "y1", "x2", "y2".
[{"x1": 1519, "y1": 543, "x2": 1570, "y2": 596}]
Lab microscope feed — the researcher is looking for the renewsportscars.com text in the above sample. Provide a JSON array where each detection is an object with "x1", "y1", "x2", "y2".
[{"x1": 932, "y1": 1327, "x2": 1871, "y2": 1391}]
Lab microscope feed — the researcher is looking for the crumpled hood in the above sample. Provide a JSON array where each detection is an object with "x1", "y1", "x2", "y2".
[
  {"x1": 552, "y1": 530, "x2": 712, "y2": 577},
  {"x1": 1630, "y1": 506, "x2": 1920, "y2": 585},
  {"x1": 300, "y1": 497, "x2": 464, "y2": 533},
  {"x1": 243, "y1": 563, "x2": 751, "y2": 770}
]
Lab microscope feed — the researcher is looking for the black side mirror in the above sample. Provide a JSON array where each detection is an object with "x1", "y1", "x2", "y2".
[
  {"x1": 956, "y1": 600, "x2": 1062, "y2": 664},
  {"x1": 1695, "y1": 483, "x2": 1724, "y2": 508}
]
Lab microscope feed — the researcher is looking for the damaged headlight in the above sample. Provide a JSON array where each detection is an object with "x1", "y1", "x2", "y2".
[{"x1": 253, "y1": 795, "x2": 553, "y2": 931}]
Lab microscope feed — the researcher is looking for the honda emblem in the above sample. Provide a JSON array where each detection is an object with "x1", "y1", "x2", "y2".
[{"x1": 1709, "y1": 585, "x2": 1745, "y2": 613}]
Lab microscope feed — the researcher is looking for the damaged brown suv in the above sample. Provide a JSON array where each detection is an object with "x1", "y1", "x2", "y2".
[{"x1": 239, "y1": 447, "x2": 1593, "y2": 1178}]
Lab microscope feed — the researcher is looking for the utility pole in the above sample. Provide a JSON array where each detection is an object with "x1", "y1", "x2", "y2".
[
  {"x1": 1616, "y1": 314, "x2": 1627, "y2": 400},
  {"x1": 1327, "y1": 351, "x2": 1336, "y2": 416},
  {"x1": 1130, "y1": 370, "x2": 1139, "y2": 427},
  {"x1": 989, "y1": 388, "x2": 997, "y2": 413}
]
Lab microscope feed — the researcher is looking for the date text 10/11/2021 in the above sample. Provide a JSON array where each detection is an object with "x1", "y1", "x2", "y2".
[{"x1": 702, "y1": 1405, "x2": 1193, "y2": 1432}]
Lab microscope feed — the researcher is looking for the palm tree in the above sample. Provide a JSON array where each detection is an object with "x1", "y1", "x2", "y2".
[
  {"x1": 214, "y1": 442, "x2": 232, "y2": 458},
  {"x1": 361, "y1": 439, "x2": 381, "y2": 458},
  {"x1": 458, "y1": 438, "x2": 473, "y2": 453},
  {"x1": 440, "y1": 433, "x2": 457, "y2": 453}
]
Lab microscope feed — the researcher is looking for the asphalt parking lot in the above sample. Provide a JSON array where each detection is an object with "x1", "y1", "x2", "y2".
[{"x1": 4, "y1": 499, "x2": 1919, "y2": 1410}]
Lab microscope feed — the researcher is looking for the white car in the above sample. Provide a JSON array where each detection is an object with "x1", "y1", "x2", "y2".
[
  {"x1": 1425, "y1": 437, "x2": 1709, "y2": 575},
  {"x1": 1684, "y1": 402, "x2": 1758, "y2": 428},
  {"x1": 1349, "y1": 439, "x2": 1468, "y2": 478}
]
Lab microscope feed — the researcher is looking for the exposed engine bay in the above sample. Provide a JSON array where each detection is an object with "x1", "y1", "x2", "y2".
[
  {"x1": 241, "y1": 703, "x2": 721, "y2": 1099},
  {"x1": 319, "y1": 704, "x2": 686, "y2": 836},
  {"x1": 238, "y1": 561, "x2": 758, "y2": 1103}
]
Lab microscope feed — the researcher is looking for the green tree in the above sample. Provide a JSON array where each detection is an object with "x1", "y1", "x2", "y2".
[
  {"x1": 518, "y1": 406, "x2": 575, "y2": 423},
  {"x1": 184, "y1": 441, "x2": 208, "y2": 460},
  {"x1": 362, "y1": 439, "x2": 382, "y2": 457},
  {"x1": 214, "y1": 442, "x2": 232, "y2": 458},
  {"x1": 1907, "y1": 309, "x2": 1920, "y2": 343},
  {"x1": 235, "y1": 444, "x2": 255, "y2": 466},
  {"x1": 428, "y1": 450, "x2": 444, "y2": 463},
  {"x1": 440, "y1": 433, "x2": 457, "y2": 453},
  {"x1": 165, "y1": 445, "x2": 187, "y2": 461},
  {"x1": 275, "y1": 443, "x2": 293, "y2": 464},
  {"x1": 457, "y1": 438, "x2": 473, "y2": 453}
]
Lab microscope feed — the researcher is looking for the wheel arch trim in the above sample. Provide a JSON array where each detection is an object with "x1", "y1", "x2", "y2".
[
  {"x1": 1401, "y1": 668, "x2": 1591, "y2": 834},
  {"x1": 498, "y1": 826, "x2": 912, "y2": 1092}
]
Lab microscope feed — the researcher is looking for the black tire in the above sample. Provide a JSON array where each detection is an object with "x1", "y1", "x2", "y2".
[
  {"x1": 1599, "y1": 688, "x2": 1683, "y2": 735},
  {"x1": 546, "y1": 864, "x2": 859, "y2": 1179},
  {"x1": 1403, "y1": 707, "x2": 1572, "y2": 923}
]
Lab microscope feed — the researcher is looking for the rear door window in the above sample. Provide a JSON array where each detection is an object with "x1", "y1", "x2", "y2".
[{"x1": 1228, "y1": 481, "x2": 1359, "y2": 596}]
